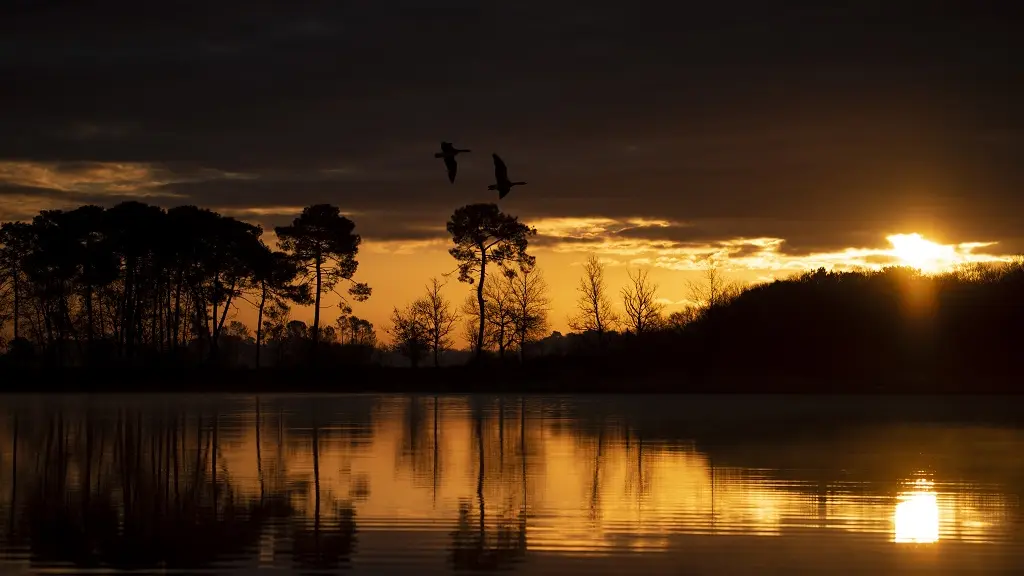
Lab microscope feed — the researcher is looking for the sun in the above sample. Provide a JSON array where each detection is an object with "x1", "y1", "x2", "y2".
[
  {"x1": 886, "y1": 233, "x2": 960, "y2": 273},
  {"x1": 893, "y1": 480, "x2": 941, "y2": 544}
]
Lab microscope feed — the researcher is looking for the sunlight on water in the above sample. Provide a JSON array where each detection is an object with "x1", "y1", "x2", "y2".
[
  {"x1": 894, "y1": 479, "x2": 940, "y2": 544},
  {"x1": 0, "y1": 394, "x2": 1019, "y2": 574}
]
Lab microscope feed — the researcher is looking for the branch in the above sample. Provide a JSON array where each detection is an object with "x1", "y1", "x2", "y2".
[
  {"x1": 439, "y1": 264, "x2": 463, "y2": 280},
  {"x1": 235, "y1": 293, "x2": 260, "y2": 308}
]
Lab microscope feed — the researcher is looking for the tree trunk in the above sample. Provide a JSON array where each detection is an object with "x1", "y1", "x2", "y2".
[
  {"x1": 150, "y1": 288, "x2": 157, "y2": 351},
  {"x1": 255, "y1": 284, "x2": 266, "y2": 368},
  {"x1": 12, "y1": 269, "x2": 19, "y2": 340},
  {"x1": 164, "y1": 282, "x2": 172, "y2": 350},
  {"x1": 210, "y1": 278, "x2": 236, "y2": 363},
  {"x1": 122, "y1": 260, "x2": 134, "y2": 358},
  {"x1": 475, "y1": 246, "x2": 487, "y2": 361},
  {"x1": 210, "y1": 271, "x2": 220, "y2": 361},
  {"x1": 312, "y1": 253, "x2": 322, "y2": 352},
  {"x1": 85, "y1": 283, "x2": 94, "y2": 345},
  {"x1": 173, "y1": 269, "x2": 183, "y2": 349}
]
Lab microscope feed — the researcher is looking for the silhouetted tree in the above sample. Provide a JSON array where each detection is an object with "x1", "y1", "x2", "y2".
[
  {"x1": 568, "y1": 255, "x2": 619, "y2": 342},
  {"x1": 0, "y1": 201, "x2": 381, "y2": 369},
  {"x1": 57, "y1": 206, "x2": 119, "y2": 351},
  {"x1": 688, "y1": 258, "x2": 741, "y2": 315},
  {"x1": 274, "y1": 205, "x2": 371, "y2": 353},
  {"x1": 203, "y1": 216, "x2": 264, "y2": 360},
  {"x1": 246, "y1": 245, "x2": 310, "y2": 367},
  {"x1": 665, "y1": 307, "x2": 700, "y2": 332},
  {"x1": 417, "y1": 277, "x2": 460, "y2": 367},
  {"x1": 320, "y1": 325, "x2": 339, "y2": 344},
  {"x1": 387, "y1": 302, "x2": 430, "y2": 367},
  {"x1": 483, "y1": 276, "x2": 517, "y2": 359},
  {"x1": 447, "y1": 204, "x2": 536, "y2": 362},
  {"x1": 459, "y1": 277, "x2": 516, "y2": 358},
  {"x1": 460, "y1": 314, "x2": 481, "y2": 357},
  {"x1": 621, "y1": 268, "x2": 664, "y2": 335},
  {"x1": 260, "y1": 301, "x2": 291, "y2": 365},
  {"x1": 224, "y1": 321, "x2": 253, "y2": 341},
  {"x1": 507, "y1": 265, "x2": 550, "y2": 361},
  {"x1": 0, "y1": 222, "x2": 32, "y2": 340},
  {"x1": 334, "y1": 308, "x2": 376, "y2": 347}
]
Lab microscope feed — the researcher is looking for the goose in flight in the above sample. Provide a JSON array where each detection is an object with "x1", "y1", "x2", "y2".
[
  {"x1": 434, "y1": 141, "x2": 471, "y2": 183},
  {"x1": 488, "y1": 153, "x2": 526, "y2": 200}
]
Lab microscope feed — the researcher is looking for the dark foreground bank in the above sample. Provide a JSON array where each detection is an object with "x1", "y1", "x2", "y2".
[{"x1": 1, "y1": 358, "x2": 1022, "y2": 395}]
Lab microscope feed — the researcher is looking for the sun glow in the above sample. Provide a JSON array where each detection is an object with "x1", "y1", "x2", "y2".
[
  {"x1": 893, "y1": 479, "x2": 941, "y2": 544},
  {"x1": 887, "y1": 233, "x2": 964, "y2": 273}
]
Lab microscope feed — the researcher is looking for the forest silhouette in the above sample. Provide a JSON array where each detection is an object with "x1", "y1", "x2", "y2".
[{"x1": 1, "y1": 201, "x2": 1023, "y2": 393}]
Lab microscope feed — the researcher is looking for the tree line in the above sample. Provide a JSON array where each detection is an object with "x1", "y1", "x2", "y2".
[
  {"x1": 3, "y1": 200, "x2": 1024, "y2": 389},
  {"x1": 0, "y1": 202, "x2": 374, "y2": 368},
  {"x1": 0, "y1": 201, "x2": 553, "y2": 369}
]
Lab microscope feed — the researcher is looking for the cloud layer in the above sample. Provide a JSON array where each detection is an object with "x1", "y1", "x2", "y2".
[{"x1": 1, "y1": 2, "x2": 1021, "y2": 262}]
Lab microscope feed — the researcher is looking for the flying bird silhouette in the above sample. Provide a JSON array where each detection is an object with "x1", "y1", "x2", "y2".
[
  {"x1": 434, "y1": 141, "x2": 471, "y2": 184},
  {"x1": 488, "y1": 153, "x2": 527, "y2": 200}
]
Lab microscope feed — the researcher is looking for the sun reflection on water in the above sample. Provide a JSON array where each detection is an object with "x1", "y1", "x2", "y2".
[
  {"x1": 894, "y1": 479, "x2": 940, "y2": 544},
  {"x1": 0, "y1": 396, "x2": 1021, "y2": 573}
]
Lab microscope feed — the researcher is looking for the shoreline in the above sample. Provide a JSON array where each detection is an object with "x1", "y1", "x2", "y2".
[{"x1": 1, "y1": 364, "x2": 1020, "y2": 395}]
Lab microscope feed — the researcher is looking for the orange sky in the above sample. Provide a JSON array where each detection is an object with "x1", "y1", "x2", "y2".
[
  {"x1": 1, "y1": 2, "x2": 1019, "y2": 351},
  {"x1": 234, "y1": 220, "x2": 1016, "y2": 347},
  {"x1": 0, "y1": 179, "x2": 1016, "y2": 348}
]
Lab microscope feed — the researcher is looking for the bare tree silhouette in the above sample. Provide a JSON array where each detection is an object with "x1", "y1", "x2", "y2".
[
  {"x1": 687, "y1": 258, "x2": 741, "y2": 316},
  {"x1": 0, "y1": 222, "x2": 32, "y2": 341},
  {"x1": 568, "y1": 255, "x2": 620, "y2": 343},
  {"x1": 621, "y1": 268, "x2": 665, "y2": 335},
  {"x1": 507, "y1": 265, "x2": 551, "y2": 361},
  {"x1": 386, "y1": 302, "x2": 430, "y2": 368},
  {"x1": 418, "y1": 277, "x2": 460, "y2": 367}
]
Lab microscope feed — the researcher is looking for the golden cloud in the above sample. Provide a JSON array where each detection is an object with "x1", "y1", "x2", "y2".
[
  {"x1": 214, "y1": 206, "x2": 363, "y2": 218},
  {"x1": 364, "y1": 238, "x2": 448, "y2": 256},
  {"x1": 529, "y1": 217, "x2": 1014, "y2": 274},
  {"x1": 0, "y1": 193, "x2": 69, "y2": 222},
  {"x1": 0, "y1": 161, "x2": 253, "y2": 196}
]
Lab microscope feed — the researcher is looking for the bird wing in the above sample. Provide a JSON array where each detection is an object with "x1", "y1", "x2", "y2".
[
  {"x1": 492, "y1": 153, "x2": 508, "y2": 181},
  {"x1": 441, "y1": 141, "x2": 454, "y2": 154},
  {"x1": 444, "y1": 155, "x2": 458, "y2": 183}
]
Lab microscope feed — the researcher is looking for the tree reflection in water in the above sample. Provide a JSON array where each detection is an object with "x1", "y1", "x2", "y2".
[
  {"x1": 449, "y1": 406, "x2": 527, "y2": 571},
  {"x1": 18, "y1": 410, "x2": 285, "y2": 571},
  {"x1": 3, "y1": 395, "x2": 1019, "y2": 573},
  {"x1": 290, "y1": 417, "x2": 358, "y2": 572}
]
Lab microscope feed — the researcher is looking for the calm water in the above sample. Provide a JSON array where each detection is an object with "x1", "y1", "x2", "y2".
[{"x1": 0, "y1": 394, "x2": 1021, "y2": 575}]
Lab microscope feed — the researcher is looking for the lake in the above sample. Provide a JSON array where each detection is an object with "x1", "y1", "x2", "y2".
[{"x1": 0, "y1": 393, "x2": 1021, "y2": 575}]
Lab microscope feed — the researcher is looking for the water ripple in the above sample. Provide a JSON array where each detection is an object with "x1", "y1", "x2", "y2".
[{"x1": 0, "y1": 393, "x2": 1020, "y2": 574}]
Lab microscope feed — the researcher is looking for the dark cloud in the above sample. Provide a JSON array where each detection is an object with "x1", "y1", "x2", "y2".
[{"x1": 0, "y1": 1, "x2": 1020, "y2": 253}]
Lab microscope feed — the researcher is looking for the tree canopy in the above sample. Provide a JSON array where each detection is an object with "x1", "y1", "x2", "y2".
[
  {"x1": 275, "y1": 204, "x2": 371, "y2": 349},
  {"x1": 447, "y1": 203, "x2": 536, "y2": 360}
]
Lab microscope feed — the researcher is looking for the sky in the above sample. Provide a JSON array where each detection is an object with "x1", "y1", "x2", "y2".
[{"x1": 1, "y1": 2, "x2": 1021, "y2": 342}]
